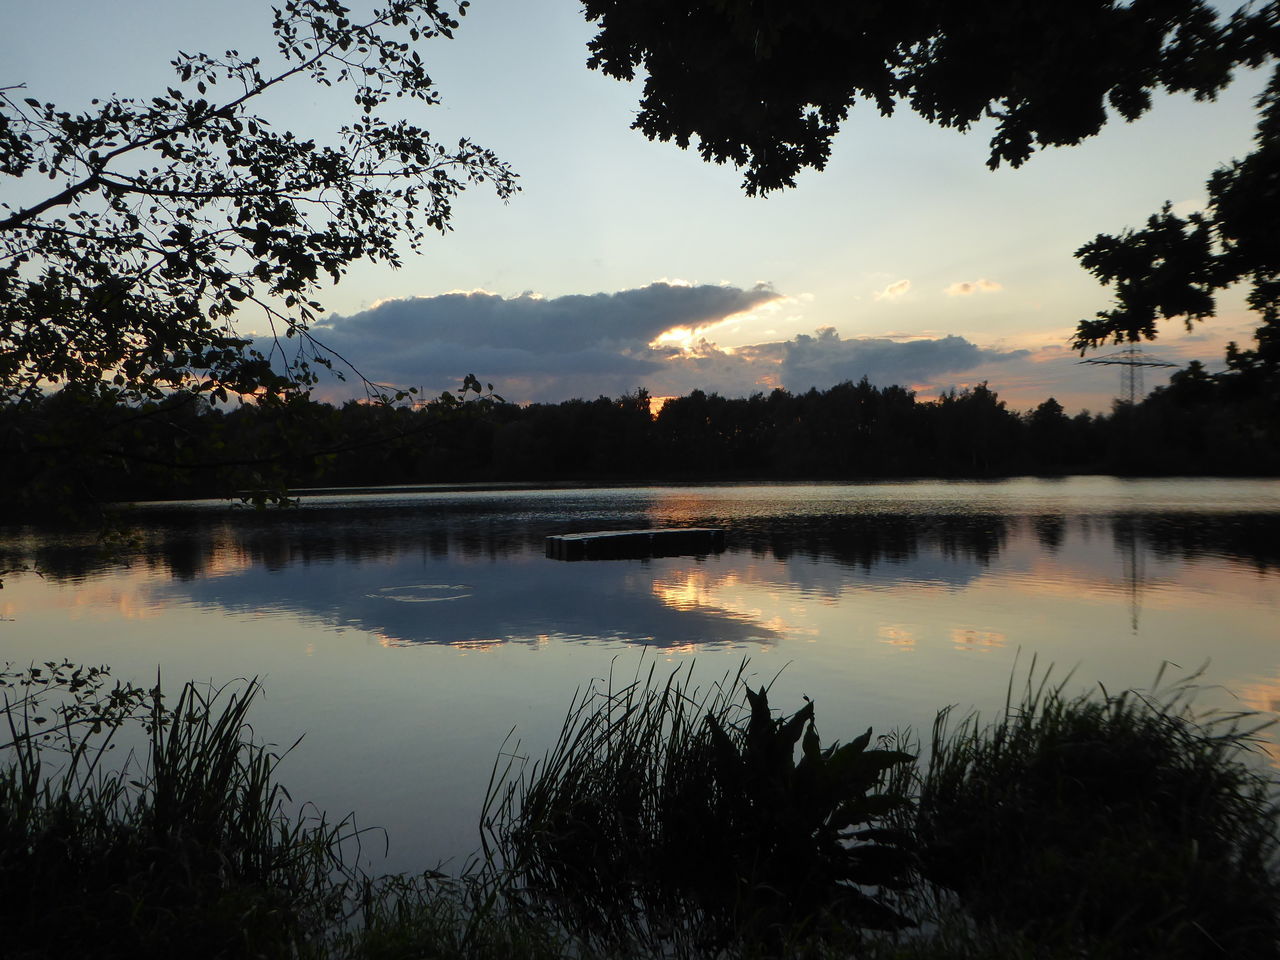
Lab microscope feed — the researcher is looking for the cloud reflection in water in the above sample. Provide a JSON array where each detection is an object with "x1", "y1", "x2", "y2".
[{"x1": 3, "y1": 483, "x2": 1277, "y2": 658}]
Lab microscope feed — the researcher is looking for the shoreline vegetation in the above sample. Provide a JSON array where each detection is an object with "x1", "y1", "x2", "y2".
[
  {"x1": 2, "y1": 659, "x2": 1276, "y2": 959},
  {"x1": 4, "y1": 370, "x2": 1278, "y2": 521}
]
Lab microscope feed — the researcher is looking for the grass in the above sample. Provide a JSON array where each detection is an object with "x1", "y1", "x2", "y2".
[
  {"x1": 0, "y1": 662, "x2": 356, "y2": 959},
  {"x1": 3, "y1": 657, "x2": 1278, "y2": 959},
  {"x1": 0, "y1": 661, "x2": 573, "y2": 960},
  {"x1": 914, "y1": 661, "x2": 1280, "y2": 959},
  {"x1": 336, "y1": 872, "x2": 573, "y2": 960}
]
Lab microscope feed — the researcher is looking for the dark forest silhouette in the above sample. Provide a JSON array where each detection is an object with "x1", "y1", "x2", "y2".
[{"x1": 4, "y1": 360, "x2": 1277, "y2": 519}]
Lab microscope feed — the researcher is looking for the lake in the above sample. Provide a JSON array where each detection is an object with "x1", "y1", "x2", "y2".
[{"x1": 2, "y1": 476, "x2": 1278, "y2": 874}]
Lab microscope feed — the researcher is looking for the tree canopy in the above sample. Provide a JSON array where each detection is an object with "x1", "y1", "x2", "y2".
[
  {"x1": 7, "y1": 371, "x2": 1274, "y2": 518},
  {"x1": 0, "y1": 0, "x2": 516, "y2": 409},
  {"x1": 581, "y1": 0, "x2": 1280, "y2": 367}
]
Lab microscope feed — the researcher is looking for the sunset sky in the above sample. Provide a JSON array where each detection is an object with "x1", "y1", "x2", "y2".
[{"x1": 5, "y1": 0, "x2": 1270, "y2": 412}]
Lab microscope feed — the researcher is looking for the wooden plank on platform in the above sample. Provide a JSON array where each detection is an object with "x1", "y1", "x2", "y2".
[{"x1": 545, "y1": 528, "x2": 725, "y2": 561}]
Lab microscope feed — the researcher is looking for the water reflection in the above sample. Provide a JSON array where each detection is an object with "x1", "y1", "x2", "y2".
[
  {"x1": 4, "y1": 480, "x2": 1278, "y2": 871},
  {"x1": 140, "y1": 550, "x2": 787, "y2": 649},
  {"x1": 1033, "y1": 515, "x2": 1067, "y2": 552},
  {"x1": 9, "y1": 506, "x2": 1278, "y2": 589},
  {"x1": 3, "y1": 486, "x2": 1277, "y2": 651},
  {"x1": 951, "y1": 628, "x2": 1009, "y2": 652},
  {"x1": 1241, "y1": 676, "x2": 1280, "y2": 715}
]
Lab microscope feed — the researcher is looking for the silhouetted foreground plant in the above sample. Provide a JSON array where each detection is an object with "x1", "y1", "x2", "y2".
[
  {"x1": 6, "y1": 658, "x2": 1278, "y2": 960},
  {"x1": 482, "y1": 662, "x2": 916, "y2": 955},
  {"x1": 340, "y1": 870, "x2": 575, "y2": 960},
  {"x1": 0, "y1": 661, "x2": 578, "y2": 960},
  {"x1": 916, "y1": 663, "x2": 1280, "y2": 959},
  {"x1": 0, "y1": 661, "x2": 358, "y2": 959}
]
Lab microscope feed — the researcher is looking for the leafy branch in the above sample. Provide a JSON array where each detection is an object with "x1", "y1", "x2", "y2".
[{"x1": 1, "y1": 0, "x2": 517, "y2": 411}]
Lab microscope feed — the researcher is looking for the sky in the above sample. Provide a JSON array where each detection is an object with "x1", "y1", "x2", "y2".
[{"x1": 3, "y1": 0, "x2": 1271, "y2": 412}]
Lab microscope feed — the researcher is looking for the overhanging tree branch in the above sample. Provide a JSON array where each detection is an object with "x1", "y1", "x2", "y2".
[
  {"x1": 2, "y1": 0, "x2": 517, "y2": 414},
  {"x1": 582, "y1": 1, "x2": 1280, "y2": 369}
]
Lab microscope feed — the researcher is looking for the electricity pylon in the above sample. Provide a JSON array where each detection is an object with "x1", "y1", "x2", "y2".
[{"x1": 1079, "y1": 345, "x2": 1178, "y2": 405}]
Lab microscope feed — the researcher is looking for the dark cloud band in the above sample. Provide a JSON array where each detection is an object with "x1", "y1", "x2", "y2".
[
  {"x1": 783, "y1": 328, "x2": 1030, "y2": 391},
  {"x1": 286, "y1": 283, "x2": 1031, "y2": 402}
]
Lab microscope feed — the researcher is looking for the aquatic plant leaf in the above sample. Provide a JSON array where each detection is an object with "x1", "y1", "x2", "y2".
[
  {"x1": 828, "y1": 746, "x2": 915, "y2": 789},
  {"x1": 838, "y1": 843, "x2": 914, "y2": 887},
  {"x1": 779, "y1": 699, "x2": 814, "y2": 749},
  {"x1": 848, "y1": 826, "x2": 914, "y2": 846},
  {"x1": 485, "y1": 662, "x2": 921, "y2": 953},
  {"x1": 861, "y1": 793, "x2": 908, "y2": 819},
  {"x1": 743, "y1": 686, "x2": 776, "y2": 761},
  {"x1": 830, "y1": 794, "x2": 904, "y2": 829},
  {"x1": 705, "y1": 712, "x2": 742, "y2": 787},
  {"x1": 848, "y1": 726, "x2": 873, "y2": 754},
  {"x1": 801, "y1": 719, "x2": 822, "y2": 765}
]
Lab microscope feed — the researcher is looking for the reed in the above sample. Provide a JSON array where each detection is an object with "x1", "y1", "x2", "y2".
[
  {"x1": 0, "y1": 661, "x2": 357, "y2": 959},
  {"x1": 338, "y1": 870, "x2": 573, "y2": 960},
  {"x1": 6, "y1": 657, "x2": 1277, "y2": 959},
  {"x1": 482, "y1": 659, "x2": 916, "y2": 955},
  {"x1": 914, "y1": 661, "x2": 1280, "y2": 958}
]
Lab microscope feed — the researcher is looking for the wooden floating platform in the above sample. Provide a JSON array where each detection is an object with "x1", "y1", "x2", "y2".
[{"x1": 546, "y1": 528, "x2": 726, "y2": 561}]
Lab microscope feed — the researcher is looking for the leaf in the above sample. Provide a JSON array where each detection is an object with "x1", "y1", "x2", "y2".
[
  {"x1": 838, "y1": 843, "x2": 913, "y2": 887},
  {"x1": 744, "y1": 685, "x2": 772, "y2": 736},
  {"x1": 832, "y1": 793, "x2": 903, "y2": 827},
  {"x1": 848, "y1": 826, "x2": 913, "y2": 846},
  {"x1": 802, "y1": 718, "x2": 822, "y2": 764},
  {"x1": 828, "y1": 746, "x2": 915, "y2": 790},
  {"x1": 847, "y1": 726, "x2": 873, "y2": 754},
  {"x1": 779, "y1": 698, "x2": 814, "y2": 749},
  {"x1": 705, "y1": 713, "x2": 742, "y2": 783}
]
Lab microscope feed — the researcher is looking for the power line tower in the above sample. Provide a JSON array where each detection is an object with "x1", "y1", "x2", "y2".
[{"x1": 1078, "y1": 345, "x2": 1178, "y2": 405}]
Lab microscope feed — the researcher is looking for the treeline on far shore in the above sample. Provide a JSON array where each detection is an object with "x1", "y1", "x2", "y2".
[{"x1": 4, "y1": 360, "x2": 1278, "y2": 516}]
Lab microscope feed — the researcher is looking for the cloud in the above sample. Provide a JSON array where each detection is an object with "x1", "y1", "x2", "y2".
[
  {"x1": 781, "y1": 328, "x2": 1029, "y2": 392},
  {"x1": 629, "y1": 329, "x2": 1030, "y2": 402},
  {"x1": 945, "y1": 278, "x2": 1003, "y2": 296},
  {"x1": 874, "y1": 279, "x2": 911, "y2": 301},
  {"x1": 286, "y1": 282, "x2": 1060, "y2": 408},
  {"x1": 293, "y1": 281, "x2": 781, "y2": 393}
]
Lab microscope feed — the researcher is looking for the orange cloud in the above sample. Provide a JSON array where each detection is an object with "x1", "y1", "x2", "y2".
[{"x1": 874, "y1": 279, "x2": 911, "y2": 301}]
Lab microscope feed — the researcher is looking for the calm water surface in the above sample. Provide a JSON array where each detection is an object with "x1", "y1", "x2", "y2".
[{"x1": 3, "y1": 477, "x2": 1278, "y2": 872}]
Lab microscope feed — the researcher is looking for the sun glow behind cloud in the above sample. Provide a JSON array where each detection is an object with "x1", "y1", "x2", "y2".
[
  {"x1": 293, "y1": 279, "x2": 1203, "y2": 413},
  {"x1": 651, "y1": 326, "x2": 696, "y2": 350},
  {"x1": 648, "y1": 288, "x2": 789, "y2": 353}
]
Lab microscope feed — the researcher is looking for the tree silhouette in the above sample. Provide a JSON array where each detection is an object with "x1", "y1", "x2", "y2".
[
  {"x1": 581, "y1": 1, "x2": 1279, "y2": 364},
  {"x1": 1026, "y1": 397, "x2": 1073, "y2": 468},
  {"x1": 1, "y1": 0, "x2": 516, "y2": 411}
]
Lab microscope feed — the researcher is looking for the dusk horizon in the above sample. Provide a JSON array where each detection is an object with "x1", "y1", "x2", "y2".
[{"x1": 4, "y1": 0, "x2": 1268, "y2": 414}]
